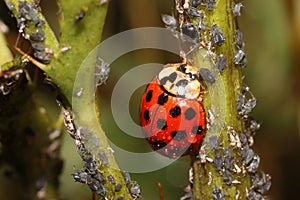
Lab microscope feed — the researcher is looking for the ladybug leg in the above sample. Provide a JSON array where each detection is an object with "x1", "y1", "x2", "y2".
[
  {"x1": 157, "y1": 181, "x2": 165, "y2": 200},
  {"x1": 197, "y1": 90, "x2": 207, "y2": 102}
]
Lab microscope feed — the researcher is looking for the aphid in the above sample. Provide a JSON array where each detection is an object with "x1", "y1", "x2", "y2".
[
  {"x1": 238, "y1": 96, "x2": 256, "y2": 116},
  {"x1": 224, "y1": 148, "x2": 234, "y2": 170},
  {"x1": 95, "y1": 57, "x2": 110, "y2": 86},
  {"x1": 235, "y1": 29, "x2": 244, "y2": 49},
  {"x1": 239, "y1": 133, "x2": 248, "y2": 146},
  {"x1": 237, "y1": 93, "x2": 245, "y2": 111},
  {"x1": 246, "y1": 154, "x2": 260, "y2": 173},
  {"x1": 36, "y1": 20, "x2": 45, "y2": 27},
  {"x1": 19, "y1": 1, "x2": 40, "y2": 24},
  {"x1": 77, "y1": 127, "x2": 92, "y2": 140},
  {"x1": 251, "y1": 172, "x2": 272, "y2": 195},
  {"x1": 233, "y1": 3, "x2": 243, "y2": 17},
  {"x1": 87, "y1": 175, "x2": 106, "y2": 196},
  {"x1": 242, "y1": 145, "x2": 255, "y2": 165},
  {"x1": 214, "y1": 154, "x2": 224, "y2": 171},
  {"x1": 129, "y1": 182, "x2": 141, "y2": 198},
  {"x1": 93, "y1": 173, "x2": 105, "y2": 183},
  {"x1": 223, "y1": 170, "x2": 232, "y2": 185},
  {"x1": 122, "y1": 171, "x2": 131, "y2": 185},
  {"x1": 115, "y1": 184, "x2": 123, "y2": 192},
  {"x1": 234, "y1": 49, "x2": 246, "y2": 65},
  {"x1": 211, "y1": 24, "x2": 225, "y2": 46},
  {"x1": 31, "y1": 42, "x2": 45, "y2": 51},
  {"x1": 29, "y1": 29, "x2": 45, "y2": 42},
  {"x1": 140, "y1": 62, "x2": 206, "y2": 158},
  {"x1": 187, "y1": 7, "x2": 202, "y2": 17},
  {"x1": 247, "y1": 189, "x2": 265, "y2": 200},
  {"x1": 245, "y1": 117, "x2": 261, "y2": 133},
  {"x1": 216, "y1": 54, "x2": 227, "y2": 72},
  {"x1": 5, "y1": 1, "x2": 15, "y2": 11},
  {"x1": 76, "y1": 7, "x2": 88, "y2": 22},
  {"x1": 212, "y1": 187, "x2": 225, "y2": 200},
  {"x1": 84, "y1": 156, "x2": 98, "y2": 173},
  {"x1": 73, "y1": 170, "x2": 88, "y2": 183},
  {"x1": 206, "y1": 0, "x2": 216, "y2": 12},
  {"x1": 191, "y1": 0, "x2": 201, "y2": 7},
  {"x1": 162, "y1": 14, "x2": 177, "y2": 29},
  {"x1": 107, "y1": 175, "x2": 116, "y2": 185},
  {"x1": 209, "y1": 135, "x2": 219, "y2": 151},
  {"x1": 33, "y1": 51, "x2": 51, "y2": 64},
  {"x1": 181, "y1": 22, "x2": 199, "y2": 41},
  {"x1": 200, "y1": 68, "x2": 215, "y2": 84},
  {"x1": 98, "y1": 150, "x2": 109, "y2": 165}
]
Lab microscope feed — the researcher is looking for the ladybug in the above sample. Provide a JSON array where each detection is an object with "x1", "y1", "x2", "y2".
[{"x1": 140, "y1": 62, "x2": 206, "y2": 158}]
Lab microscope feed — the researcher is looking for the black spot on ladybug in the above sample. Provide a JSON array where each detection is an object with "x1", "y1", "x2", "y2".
[
  {"x1": 157, "y1": 93, "x2": 168, "y2": 105},
  {"x1": 160, "y1": 77, "x2": 168, "y2": 85},
  {"x1": 170, "y1": 106, "x2": 181, "y2": 118},
  {"x1": 157, "y1": 119, "x2": 167, "y2": 130},
  {"x1": 178, "y1": 64, "x2": 187, "y2": 73},
  {"x1": 185, "y1": 108, "x2": 196, "y2": 120},
  {"x1": 153, "y1": 139, "x2": 166, "y2": 149},
  {"x1": 171, "y1": 130, "x2": 187, "y2": 140},
  {"x1": 144, "y1": 110, "x2": 150, "y2": 122},
  {"x1": 176, "y1": 79, "x2": 188, "y2": 87},
  {"x1": 187, "y1": 73, "x2": 199, "y2": 80},
  {"x1": 168, "y1": 72, "x2": 177, "y2": 83},
  {"x1": 145, "y1": 90, "x2": 153, "y2": 102},
  {"x1": 192, "y1": 126, "x2": 203, "y2": 134}
]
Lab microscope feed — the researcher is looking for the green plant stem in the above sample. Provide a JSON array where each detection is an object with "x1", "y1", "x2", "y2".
[
  {"x1": 191, "y1": 1, "x2": 251, "y2": 199},
  {"x1": 3, "y1": 0, "x2": 135, "y2": 198}
]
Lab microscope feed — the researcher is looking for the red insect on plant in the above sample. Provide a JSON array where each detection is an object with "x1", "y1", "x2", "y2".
[{"x1": 140, "y1": 62, "x2": 206, "y2": 158}]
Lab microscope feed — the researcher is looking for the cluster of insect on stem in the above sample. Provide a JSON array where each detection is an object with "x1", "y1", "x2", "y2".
[
  {"x1": 5, "y1": 0, "x2": 74, "y2": 66},
  {"x1": 161, "y1": 1, "x2": 271, "y2": 199},
  {"x1": 61, "y1": 106, "x2": 140, "y2": 199},
  {"x1": 5, "y1": 0, "x2": 53, "y2": 64}
]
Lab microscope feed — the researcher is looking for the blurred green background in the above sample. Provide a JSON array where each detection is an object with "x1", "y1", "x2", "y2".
[{"x1": 1, "y1": 0, "x2": 299, "y2": 199}]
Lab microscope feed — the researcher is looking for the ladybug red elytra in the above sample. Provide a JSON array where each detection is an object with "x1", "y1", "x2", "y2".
[{"x1": 140, "y1": 62, "x2": 206, "y2": 158}]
